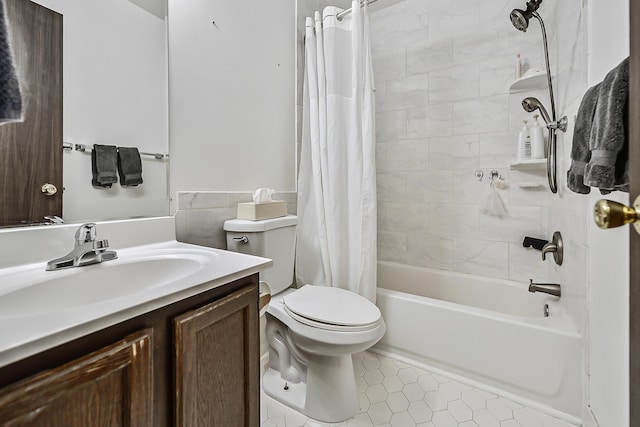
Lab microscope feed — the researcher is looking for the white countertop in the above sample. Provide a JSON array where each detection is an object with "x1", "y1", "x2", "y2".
[{"x1": 0, "y1": 218, "x2": 272, "y2": 368}]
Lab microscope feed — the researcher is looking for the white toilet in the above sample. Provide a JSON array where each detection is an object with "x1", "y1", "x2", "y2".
[{"x1": 224, "y1": 215, "x2": 385, "y2": 422}]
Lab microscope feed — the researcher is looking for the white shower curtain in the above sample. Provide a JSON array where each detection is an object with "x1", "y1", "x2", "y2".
[{"x1": 296, "y1": 1, "x2": 377, "y2": 302}]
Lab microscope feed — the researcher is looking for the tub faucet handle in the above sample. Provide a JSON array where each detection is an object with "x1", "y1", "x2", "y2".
[{"x1": 541, "y1": 231, "x2": 563, "y2": 265}]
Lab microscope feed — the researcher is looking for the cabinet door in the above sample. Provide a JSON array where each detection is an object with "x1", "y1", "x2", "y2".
[
  {"x1": 0, "y1": 329, "x2": 153, "y2": 427},
  {"x1": 174, "y1": 285, "x2": 259, "y2": 427}
]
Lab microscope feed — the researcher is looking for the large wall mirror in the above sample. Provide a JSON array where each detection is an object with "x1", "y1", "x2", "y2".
[{"x1": 0, "y1": 0, "x2": 169, "y2": 227}]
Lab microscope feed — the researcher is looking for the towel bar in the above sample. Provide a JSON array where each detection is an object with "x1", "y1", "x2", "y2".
[{"x1": 63, "y1": 142, "x2": 168, "y2": 160}]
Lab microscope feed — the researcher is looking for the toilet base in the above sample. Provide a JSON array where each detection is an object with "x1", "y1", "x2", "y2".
[{"x1": 262, "y1": 354, "x2": 359, "y2": 423}]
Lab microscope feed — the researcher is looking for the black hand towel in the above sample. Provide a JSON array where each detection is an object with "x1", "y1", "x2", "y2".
[
  {"x1": 0, "y1": 0, "x2": 23, "y2": 124},
  {"x1": 117, "y1": 147, "x2": 143, "y2": 186},
  {"x1": 91, "y1": 144, "x2": 118, "y2": 188}
]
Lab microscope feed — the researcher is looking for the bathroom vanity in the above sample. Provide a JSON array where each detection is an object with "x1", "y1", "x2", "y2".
[{"x1": 0, "y1": 218, "x2": 271, "y2": 427}]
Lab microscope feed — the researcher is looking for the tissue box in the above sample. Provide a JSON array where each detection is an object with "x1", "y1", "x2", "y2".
[{"x1": 237, "y1": 201, "x2": 287, "y2": 221}]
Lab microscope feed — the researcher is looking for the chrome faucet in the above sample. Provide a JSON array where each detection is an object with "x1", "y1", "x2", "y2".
[
  {"x1": 528, "y1": 279, "x2": 561, "y2": 297},
  {"x1": 46, "y1": 223, "x2": 118, "y2": 271}
]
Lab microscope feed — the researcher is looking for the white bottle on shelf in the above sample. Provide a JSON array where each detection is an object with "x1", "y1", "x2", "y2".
[
  {"x1": 530, "y1": 114, "x2": 545, "y2": 159},
  {"x1": 517, "y1": 120, "x2": 530, "y2": 161},
  {"x1": 515, "y1": 54, "x2": 522, "y2": 79}
]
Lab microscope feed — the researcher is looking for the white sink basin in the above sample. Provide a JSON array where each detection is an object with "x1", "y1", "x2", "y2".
[
  {"x1": 0, "y1": 254, "x2": 207, "y2": 318},
  {"x1": 0, "y1": 243, "x2": 270, "y2": 322}
]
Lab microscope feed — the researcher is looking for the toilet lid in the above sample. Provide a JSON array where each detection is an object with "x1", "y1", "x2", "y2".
[{"x1": 283, "y1": 285, "x2": 381, "y2": 331}]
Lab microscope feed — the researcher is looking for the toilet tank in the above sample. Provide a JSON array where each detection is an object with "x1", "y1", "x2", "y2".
[{"x1": 224, "y1": 215, "x2": 297, "y2": 295}]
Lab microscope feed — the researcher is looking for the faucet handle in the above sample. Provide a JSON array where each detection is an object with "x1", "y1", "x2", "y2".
[
  {"x1": 541, "y1": 231, "x2": 563, "y2": 266},
  {"x1": 75, "y1": 223, "x2": 97, "y2": 245}
]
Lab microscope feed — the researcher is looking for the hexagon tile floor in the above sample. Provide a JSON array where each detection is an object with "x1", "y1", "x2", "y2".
[{"x1": 260, "y1": 351, "x2": 578, "y2": 427}]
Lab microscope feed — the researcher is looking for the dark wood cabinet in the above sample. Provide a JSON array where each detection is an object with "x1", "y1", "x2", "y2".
[
  {"x1": 0, "y1": 276, "x2": 260, "y2": 427},
  {"x1": 0, "y1": 330, "x2": 153, "y2": 426},
  {"x1": 174, "y1": 285, "x2": 259, "y2": 427}
]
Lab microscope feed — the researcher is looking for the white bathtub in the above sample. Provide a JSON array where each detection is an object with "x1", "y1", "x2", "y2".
[{"x1": 374, "y1": 261, "x2": 582, "y2": 421}]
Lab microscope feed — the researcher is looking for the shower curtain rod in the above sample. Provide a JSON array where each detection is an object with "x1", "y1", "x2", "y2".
[{"x1": 336, "y1": 0, "x2": 379, "y2": 20}]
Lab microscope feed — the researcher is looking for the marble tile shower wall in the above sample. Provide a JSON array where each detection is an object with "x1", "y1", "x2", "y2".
[
  {"x1": 371, "y1": 0, "x2": 587, "y2": 286},
  {"x1": 174, "y1": 192, "x2": 297, "y2": 249}
]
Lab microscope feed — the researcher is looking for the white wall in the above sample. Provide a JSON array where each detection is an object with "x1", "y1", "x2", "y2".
[
  {"x1": 587, "y1": 0, "x2": 630, "y2": 425},
  {"x1": 168, "y1": 0, "x2": 296, "y2": 207},
  {"x1": 31, "y1": 0, "x2": 170, "y2": 223}
]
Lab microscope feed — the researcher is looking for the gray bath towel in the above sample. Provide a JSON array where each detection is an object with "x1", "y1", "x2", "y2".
[
  {"x1": 117, "y1": 147, "x2": 143, "y2": 186},
  {"x1": 91, "y1": 145, "x2": 118, "y2": 188},
  {"x1": 567, "y1": 83, "x2": 600, "y2": 194},
  {"x1": 0, "y1": 0, "x2": 22, "y2": 124},
  {"x1": 583, "y1": 57, "x2": 629, "y2": 194}
]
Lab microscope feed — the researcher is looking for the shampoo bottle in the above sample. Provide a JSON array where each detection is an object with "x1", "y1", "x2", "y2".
[
  {"x1": 530, "y1": 114, "x2": 545, "y2": 159},
  {"x1": 517, "y1": 120, "x2": 530, "y2": 161}
]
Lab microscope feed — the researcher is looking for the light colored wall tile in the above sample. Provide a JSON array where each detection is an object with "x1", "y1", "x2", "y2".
[
  {"x1": 427, "y1": 203, "x2": 453, "y2": 237},
  {"x1": 379, "y1": 230, "x2": 408, "y2": 263},
  {"x1": 385, "y1": 139, "x2": 429, "y2": 171},
  {"x1": 479, "y1": 205, "x2": 542, "y2": 244},
  {"x1": 386, "y1": 73, "x2": 430, "y2": 110},
  {"x1": 429, "y1": 134, "x2": 479, "y2": 171},
  {"x1": 377, "y1": 170, "x2": 408, "y2": 202},
  {"x1": 478, "y1": 131, "x2": 517, "y2": 169},
  {"x1": 453, "y1": 95, "x2": 509, "y2": 135},
  {"x1": 407, "y1": 234, "x2": 453, "y2": 270},
  {"x1": 427, "y1": 0, "x2": 480, "y2": 39},
  {"x1": 407, "y1": 104, "x2": 453, "y2": 138},
  {"x1": 452, "y1": 239, "x2": 509, "y2": 279},
  {"x1": 377, "y1": 110, "x2": 407, "y2": 142},
  {"x1": 177, "y1": 191, "x2": 230, "y2": 209},
  {"x1": 453, "y1": 170, "x2": 490, "y2": 205},
  {"x1": 182, "y1": 207, "x2": 236, "y2": 249},
  {"x1": 384, "y1": 202, "x2": 429, "y2": 233},
  {"x1": 429, "y1": 64, "x2": 480, "y2": 103},
  {"x1": 406, "y1": 36, "x2": 453, "y2": 75},
  {"x1": 373, "y1": 48, "x2": 407, "y2": 82},
  {"x1": 405, "y1": 170, "x2": 453, "y2": 203},
  {"x1": 508, "y1": 243, "x2": 549, "y2": 283},
  {"x1": 453, "y1": 30, "x2": 509, "y2": 66}
]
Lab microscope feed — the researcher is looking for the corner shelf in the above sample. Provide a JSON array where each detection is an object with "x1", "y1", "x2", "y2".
[
  {"x1": 509, "y1": 71, "x2": 548, "y2": 93},
  {"x1": 509, "y1": 158, "x2": 546, "y2": 170}
]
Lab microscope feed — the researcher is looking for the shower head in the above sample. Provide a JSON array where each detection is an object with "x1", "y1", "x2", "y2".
[
  {"x1": 510, "y1": 0, "x2": 543, "y2": 32},
  {"x1": 522, "y1": 97, "x2": 551, "y2": 124}
]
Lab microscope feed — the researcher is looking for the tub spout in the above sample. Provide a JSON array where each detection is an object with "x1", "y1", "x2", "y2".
[{"x1": 528, "y1": 279, "x2": 561, "y2": 297}]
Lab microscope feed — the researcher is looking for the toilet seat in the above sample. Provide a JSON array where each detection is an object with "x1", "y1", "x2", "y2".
[{"x1": 283, "y1": 285, "x2": 381, "y2": 332}]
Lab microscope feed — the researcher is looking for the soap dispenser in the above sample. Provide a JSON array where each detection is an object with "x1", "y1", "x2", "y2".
[
  {"x1": 530, "y1": 114, "x2": 545, "y2": 159},
  {"x1": 517, "y1": 120, "x2": 530, "y2": 161}
]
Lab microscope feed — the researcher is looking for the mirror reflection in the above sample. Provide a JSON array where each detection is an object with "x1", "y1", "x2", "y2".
[{"x1": 0, "y1": 0, "x2": 169, "y2": 227}]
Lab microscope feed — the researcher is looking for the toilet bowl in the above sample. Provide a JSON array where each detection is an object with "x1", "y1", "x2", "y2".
[{"x1": 224, "y1": 215, "x2": 385, "y2": 422}]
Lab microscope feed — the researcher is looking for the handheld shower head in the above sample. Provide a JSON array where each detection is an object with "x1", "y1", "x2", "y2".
[
  {"x1": 510, "y1": 0, "x2": 543, "y2": 32},
  {"x1": 522, "y1": 97, "x2": 551, "y2": 125}
]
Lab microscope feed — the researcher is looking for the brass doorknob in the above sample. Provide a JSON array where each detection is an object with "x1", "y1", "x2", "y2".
[
  {"x1": 594, "y1": 197, "x2": 640, "y2": 231},
  {"x1": 41, "y1": 183, "x2": 58, "y2": 196}
]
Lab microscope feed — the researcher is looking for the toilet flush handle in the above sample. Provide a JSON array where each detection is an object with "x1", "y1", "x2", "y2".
[{"x1": 233, "y1": 236, "x2": 249, "y2": 244}]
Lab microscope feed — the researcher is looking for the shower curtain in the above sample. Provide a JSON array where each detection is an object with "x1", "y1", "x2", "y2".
[{"x1": 296, "y1": 1, "x2": 377, "y2": 302}]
